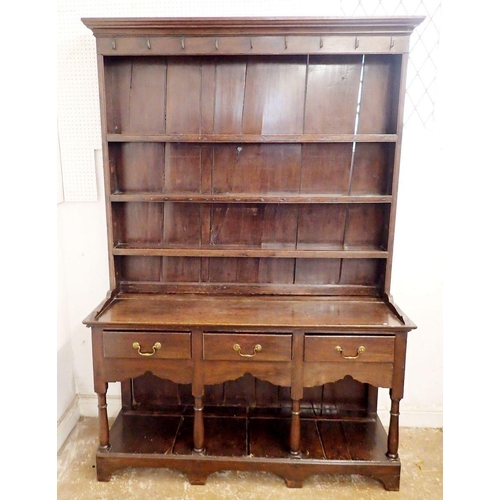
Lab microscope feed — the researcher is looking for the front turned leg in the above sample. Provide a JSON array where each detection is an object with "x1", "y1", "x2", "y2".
[
  {"x1": 387, "y1": 390, "x2": 400, "y2": 460},
  {"x1": 97, "y1": 385, "x2": 110, "y2": 452},
  {"x1": 193, "y1": 396, "x2": 205, "y2": 454},
  {"x1": 290, "y1": 399, "x2": 301, "y2": 457}
]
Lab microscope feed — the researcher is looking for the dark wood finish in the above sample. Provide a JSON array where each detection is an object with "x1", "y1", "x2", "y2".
[
  {"x1": 103, "y1": 331, "x2": 191, "y2": 359},
  {"x1": 85, "y1": 295, "x2": 409, "y2": 330},
  {"x1": 97, "y1": 407, "x2": 401, "y2": 490},
  {"x1": 303, "y1": 362, "x2": 394, "y2": 389},
  {"x1": 289, "y1": 399, "x2": 301, "y2": 456},
  {"x1": 304, "y1": 335, "x2": 395, "y2": 362},
  {"x1": 82, "y1": 16, "x2": 422, "y2": 491},
  {"x1": 203, "y1": 333, "x2": 292, "y2": 361}
]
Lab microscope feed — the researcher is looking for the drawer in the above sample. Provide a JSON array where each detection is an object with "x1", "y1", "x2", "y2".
[
  {"x1": 103, "y1": 331, "x2": 191, "y2": 359},
  {"x1": 203, "y1": 333, "x2": 292, "y2": 361},
  {"x1": 304, "y1": 335, "x2": 394, "y2": 363}
]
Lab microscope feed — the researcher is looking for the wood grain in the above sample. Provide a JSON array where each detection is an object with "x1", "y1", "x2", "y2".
[{"x1": 84, "y1": 16, "x2": 420, "y2": 489}]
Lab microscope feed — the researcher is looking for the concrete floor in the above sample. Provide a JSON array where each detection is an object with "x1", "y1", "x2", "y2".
[{"x1": 58, "y1": 417, "x2": 442, "y2": 500}]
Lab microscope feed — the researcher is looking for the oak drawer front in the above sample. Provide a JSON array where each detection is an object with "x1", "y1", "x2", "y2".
[
  {"x1": 304, "y1": 335, "x2": 394, "y2": 363},
  {"x1": 203, "y1": 333, "x2": 292, "y2": 361},
  {"x1": 103, "y1": 331, "x2": 191, "y2": 359}
]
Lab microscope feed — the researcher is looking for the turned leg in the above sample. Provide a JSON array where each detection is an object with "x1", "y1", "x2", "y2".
[
  {"x1": 290, "y1": 399, "x2": 301, "y2": 457},
  {"x1": 193, "y1": 396, "x2": 205, "y2": 454},
  {"x1": 290, "y1": 331, "x2": 304, "y2": 458},
  {"x1": 387, "y1": 390, "x2": 400, "y2": 460},
  {"x1": 387, "y1": 333, "x2": 407, "y2": 461},
  {"x1": 97, "y1": 385, "x2": 110, "y2": 452}
]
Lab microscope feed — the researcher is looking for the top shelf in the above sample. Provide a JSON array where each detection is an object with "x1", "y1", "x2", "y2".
[{"x1": 107, "y1": 134, "x2": 398, "y2": 144}]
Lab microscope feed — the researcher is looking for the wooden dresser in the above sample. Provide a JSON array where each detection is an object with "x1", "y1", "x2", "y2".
[{"x1": 82, "y1": 16, "x2": 422, "y2": 491}]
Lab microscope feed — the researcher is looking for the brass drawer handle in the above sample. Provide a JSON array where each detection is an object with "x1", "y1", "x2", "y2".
[
  {"x1": 132, "y1": 341, "x2": 161, "y2": 357},
  {"x1": 335, "y1": 345, "x2": 365, "y2": 360},
  {"x1": 233, "y1": 343, "x2": 262, "y2": 358}
]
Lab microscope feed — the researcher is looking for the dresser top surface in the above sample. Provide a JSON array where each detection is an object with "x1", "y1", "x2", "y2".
[{"x1": 85, "y1": 294, "x2": 412, "y2": 331}]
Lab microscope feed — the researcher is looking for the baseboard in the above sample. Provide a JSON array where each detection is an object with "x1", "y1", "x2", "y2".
[
  {"x1": 78, "y1": 393, "x2": 122, "y2": 419},
  {"x1": 378, "y1": 407, "x2": 443, "y2": 428},
  {"x1": 57, "y1": 396, "x2": 81, "y2": 451}
]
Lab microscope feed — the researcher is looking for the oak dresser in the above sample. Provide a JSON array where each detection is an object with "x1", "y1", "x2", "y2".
[{"x1": 82, "y1": 16, "x2": 422, "y2": 490}]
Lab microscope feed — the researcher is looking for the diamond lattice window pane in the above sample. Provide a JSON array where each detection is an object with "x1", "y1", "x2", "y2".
[{"x1": 341, "y1": 1, "x2": 442, "y2": 128}]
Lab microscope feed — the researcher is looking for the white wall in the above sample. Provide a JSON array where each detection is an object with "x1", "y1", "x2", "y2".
[
  {"x1": 57, "y1": 0, "x2": 444, "y2": 438},
  {"x1": 57, "y1": 149, "x2": 111, "y2": 448},
  {"x1": 57, "y1": 202, "x2": 78, "y2": 446},
  {"x1": 381, "y1": 124, "x2": 443, "y2": 426}
]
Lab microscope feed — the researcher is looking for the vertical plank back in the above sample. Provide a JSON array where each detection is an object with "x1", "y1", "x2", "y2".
[
  {"x1": 213, "y1": 61, "x2": 247, "y2": 134},
  {"x1": 358, "y1": 55, "x2": 400, "y2": 134},
  {"x1": 242, "y1": 56, "x2": 307, "y2": 134},
  {"x1": 304, "y1": 55, "x2": 362, "y2": 134},
  {"x1": 166, "y1": 58, "x2": 202, "y2": 134}
]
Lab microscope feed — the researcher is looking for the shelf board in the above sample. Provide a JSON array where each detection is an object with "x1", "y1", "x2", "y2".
[
  {"x1": 113, "y1": 244, "x2": 388, "y2": 259},
  {"x1": 95, "y1": 408, "x2": 400, "y2": 488},
  {"x1": 110, "y1": 193, "x2": 393, "y2": 204},
  {"x1": 109, "y1": 409, "x2": 386, "y2": 460},
  {"x1": 107, "y1": 133, "x2": 398, "y2": 143}
]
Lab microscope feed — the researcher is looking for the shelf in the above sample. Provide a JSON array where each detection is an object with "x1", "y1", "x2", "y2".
[
  {"x1": 113, "y1": 243, "x2": 388, "y2": 259},
  {"x1": 97, "y1": 409, "x2": 399, "y2": 487},
  {"x1": 107, "y1": 133, "x2": 398, "y2": 144},
  {"x1": 110, "y1": 193, "x2": 393, "y2": 204},
  {"x1": 110, "y1": 408, "x2": 385, "y2": 460}
]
